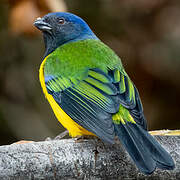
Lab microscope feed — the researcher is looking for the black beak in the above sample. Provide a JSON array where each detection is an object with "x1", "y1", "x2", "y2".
[{"x1": 34, "y1": 17, "x2": 52, "y2": 32}]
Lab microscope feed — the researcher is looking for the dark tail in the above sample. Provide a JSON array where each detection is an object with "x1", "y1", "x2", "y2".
[{"x1": 114, "y1": 122, "x2": 175, "y2": 174}]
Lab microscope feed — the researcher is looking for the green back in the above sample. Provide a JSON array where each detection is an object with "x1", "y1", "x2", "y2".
[{"x1": 44, "y1": 39, "x2": 124, "y2": 79}]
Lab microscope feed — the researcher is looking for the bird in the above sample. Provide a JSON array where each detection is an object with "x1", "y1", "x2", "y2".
[{"x1": 34, "y1": 12, "x2": 175, "y2": 174}]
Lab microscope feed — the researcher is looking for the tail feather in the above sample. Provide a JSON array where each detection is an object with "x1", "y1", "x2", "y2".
[{"x1": 114, "y1": 122, "x2": 175, "y2": 174}]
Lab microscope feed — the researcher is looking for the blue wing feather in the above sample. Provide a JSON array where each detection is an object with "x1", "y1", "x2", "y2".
[{"x1": 46, "y1": 67, "x2": 147, "y2": 139}]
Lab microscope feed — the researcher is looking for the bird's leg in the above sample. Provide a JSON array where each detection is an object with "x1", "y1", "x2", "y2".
[
  {"x1": 45, "y1": 130, "x2": 69, "y2": 141},
  {"x1": 54, "y1": 130, "x2": 69, "y2": 140}
]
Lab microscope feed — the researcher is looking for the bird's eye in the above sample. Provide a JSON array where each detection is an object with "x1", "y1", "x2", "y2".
[{"x1": 57, "y1": 18, "x2": 65, "y2": 24}]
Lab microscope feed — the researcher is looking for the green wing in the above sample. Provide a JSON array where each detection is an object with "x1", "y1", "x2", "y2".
[
  {"x1": 46, "y1": 68, "x2": 119, "y2": 143},
  {"x1": 45, "y1": 67, "x2": 146, "y2": 143},
  {"x1": 111, "y1": 69, "x2": 147, "y2": 129}
]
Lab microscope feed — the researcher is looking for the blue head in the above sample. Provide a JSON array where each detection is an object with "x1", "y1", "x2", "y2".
[{"x1": 34, "y1": 12, "x2": 98, "y2": 57}]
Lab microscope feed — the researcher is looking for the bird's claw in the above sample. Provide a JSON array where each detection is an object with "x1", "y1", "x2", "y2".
[{"x1": 45, "y1": 130, "x2": 69, "y2": 141}]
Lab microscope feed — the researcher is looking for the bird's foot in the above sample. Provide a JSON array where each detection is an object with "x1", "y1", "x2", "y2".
[
  {"x1": 45, "y1": 130, "x2": 69, "y2": 141},
  {"x1": 75, "y1": 135, "x2": 99, "y2": 143},
  {"x1": 45, "y1": 137, "x2": 52, "y2": 141},
  {"x1": 54, "y1": 130, "x2": 69, "y2": 140}
]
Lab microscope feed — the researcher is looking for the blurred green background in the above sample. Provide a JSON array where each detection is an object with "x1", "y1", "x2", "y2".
[{"x1": 0, "y1": 0, "x2": 180, "y2": 145}]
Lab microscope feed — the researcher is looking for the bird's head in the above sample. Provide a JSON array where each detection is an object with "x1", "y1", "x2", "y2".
[{"x1": 34, "y1": 12, "x2": 97, "y2": 57}]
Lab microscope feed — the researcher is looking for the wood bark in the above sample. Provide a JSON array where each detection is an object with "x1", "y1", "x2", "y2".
[{"x1": 0, "y1": 135, "x2": 179, "y2": 179}]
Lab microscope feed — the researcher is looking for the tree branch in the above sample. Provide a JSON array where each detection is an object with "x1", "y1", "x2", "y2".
[{"x1": 0, "y1": 135, "x2": 179, "y2": 179}]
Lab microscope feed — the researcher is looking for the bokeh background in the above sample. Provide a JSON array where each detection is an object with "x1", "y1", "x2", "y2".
[{"x1": 0, "y1": 0, "x2": 180, "y2": 145}]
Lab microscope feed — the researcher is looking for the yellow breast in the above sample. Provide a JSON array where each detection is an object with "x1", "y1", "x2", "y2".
[{"x1": 39, "y1": 56, "x2": 95, "y2": 137}]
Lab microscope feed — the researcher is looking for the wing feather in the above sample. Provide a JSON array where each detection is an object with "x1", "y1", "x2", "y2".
[{"x1": 45, "y1": 67, "x2": 147, "y2": 143}]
